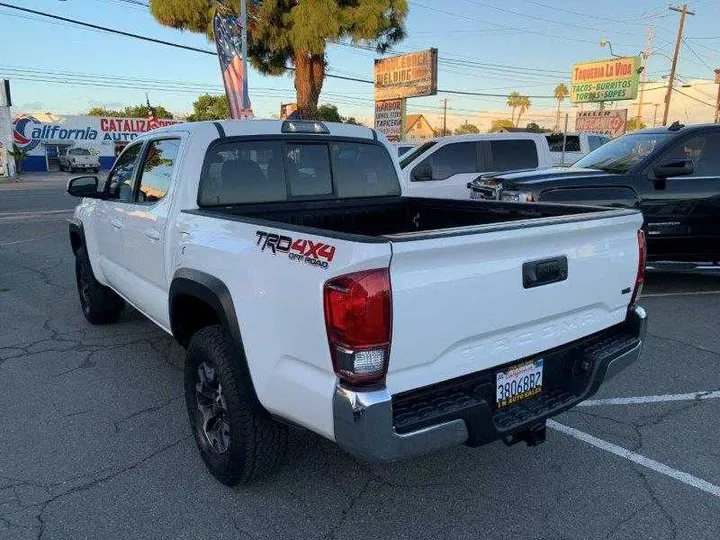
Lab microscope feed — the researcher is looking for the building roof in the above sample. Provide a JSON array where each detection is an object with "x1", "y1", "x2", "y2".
[{"x1": 405, "y1": 114, "x2": 432, "y2": 132}]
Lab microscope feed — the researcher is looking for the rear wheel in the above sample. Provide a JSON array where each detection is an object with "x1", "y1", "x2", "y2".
[
  {"x1": 184, "y1": 325, "x2": 288, "y2": 486},
  {"x1": 75, "y1": 246, "x2": 124, "y2": 324}
]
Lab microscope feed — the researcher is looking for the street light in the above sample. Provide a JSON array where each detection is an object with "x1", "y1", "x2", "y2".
[{"x1": 599, "y1": 39, "x2": 622, "y2": 58}]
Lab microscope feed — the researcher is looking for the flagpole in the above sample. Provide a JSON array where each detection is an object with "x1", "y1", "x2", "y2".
[{"x1": 240, "y1": 0, "x2": 249, "y2": 117}]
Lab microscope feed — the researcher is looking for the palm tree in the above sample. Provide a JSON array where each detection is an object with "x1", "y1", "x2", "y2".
[
  {"x1": 507, "y1": 92, "x2": 522, "y2": 126},
  {"x1": 554, "y1": 83, "x2": 569, "y2": 131},
  {"x1": 515, "y1": 95, "x2": 531, "y2": 127}
]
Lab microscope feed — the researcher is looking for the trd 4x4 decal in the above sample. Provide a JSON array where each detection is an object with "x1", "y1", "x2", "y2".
[{"x1": 255, "y1": 231, "x2": 336, "y2": 269}]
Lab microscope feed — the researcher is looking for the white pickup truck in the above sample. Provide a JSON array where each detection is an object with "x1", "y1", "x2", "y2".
[
  {"x1": 67, "y1": 119, "x2": 647, "y2": 486},
  {"x1": 59, "y1": 147, "x2": 100, "y2": 173},
  {"x1": 399, "y1": 133, "x2": 554, "y2": 199}
]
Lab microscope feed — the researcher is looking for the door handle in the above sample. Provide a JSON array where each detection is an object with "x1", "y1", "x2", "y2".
[
  {"x1": 144, "y1": 229, "x2": 161, "y2": 241},
  {"x1": 110, "y1": 219, "x2": 122, "y2": 230}
]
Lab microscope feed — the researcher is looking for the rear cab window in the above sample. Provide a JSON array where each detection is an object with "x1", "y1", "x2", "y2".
[
  {"x1": 545, "y1": 135, "x2": 581, "y2": 153},
  {"x1": 489, "y1": 139, "x2": 539, "y2": 171},
  {"x1": 198, "y1": 138, "x2": 400, "y2": 206}
]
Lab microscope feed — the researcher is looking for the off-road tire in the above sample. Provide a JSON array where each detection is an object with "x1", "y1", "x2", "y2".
[
  {"x1": 75, "y1": 246, "x2": 124, "y2": 324},
  {"x1": 185, "y1": 325, "x2": 288, "y2": 486}
]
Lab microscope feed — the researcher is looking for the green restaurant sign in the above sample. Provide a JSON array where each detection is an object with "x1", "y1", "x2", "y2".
[{"x1": 571, "y1": 56, "x2": 641, "y2": 103}]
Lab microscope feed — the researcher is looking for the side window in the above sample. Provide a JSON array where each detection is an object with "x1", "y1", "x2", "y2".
[
  {"x1": 661, "y1": 133, "x2": 720, "y2": 177},
  {"x1": 413, "y1": 142, "x2": 476, "y2": 181},
  {"x1": 490, "y1": 140, "x2": 539, "y2": 171},
  {"x1": 137, "y1": 139, "x2": 180, "y2": 204},
  {"x1": 330, "y1": 143, "x2": 400, "y2": 198},
  {"x1": 105, "y1": 143, "x2": 143, "y2": 202}
]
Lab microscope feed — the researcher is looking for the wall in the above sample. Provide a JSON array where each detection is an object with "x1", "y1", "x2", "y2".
[{"x1": 11, "y1": 112, "x2": 182, "y2": 171}]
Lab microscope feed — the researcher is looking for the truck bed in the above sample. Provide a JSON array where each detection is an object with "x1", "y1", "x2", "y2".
[{"x1": 192, "y1": 197, "x2": 612, "y2": 240}]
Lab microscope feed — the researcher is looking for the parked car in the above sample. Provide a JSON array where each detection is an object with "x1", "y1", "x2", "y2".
[
  {"x1": 469, "y1": 122, "x2": 720, "y2": 263},
  {"x1": 545, "y1": 132, "x2": 610, "y2": 166},
  {"x1": 399, "y1": 133, "x2": 554, "y2": 199},
  {"x1": 67, "y1": 119, "x2": 647, "y2": 485},
  {"x1": 60, "y1": 147, "x2": 100, "y2": 173}
]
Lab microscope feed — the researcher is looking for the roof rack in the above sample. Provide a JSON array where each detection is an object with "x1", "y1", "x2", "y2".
[{"x1": 668, "y1": 120, "x2": 685, "y2": 131}]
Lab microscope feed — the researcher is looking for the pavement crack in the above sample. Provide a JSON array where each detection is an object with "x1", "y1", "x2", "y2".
[
  {"x1": 636, "y1": 470, "x2": 678, "y2": 540},
  {"x1": 113, "y1": 395, "x2": 183, "y2": 433},
  {"x1": 647, "y1": 331, "x2": 720, "y2": 357},
  {"x1": 322, "y1": 475, "x2": 371, "y2": 540}
]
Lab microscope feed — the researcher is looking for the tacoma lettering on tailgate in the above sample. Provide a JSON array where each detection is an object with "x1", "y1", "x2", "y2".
[{"x1": 255, "y1": 230, "x2": 336, "y2": 269}]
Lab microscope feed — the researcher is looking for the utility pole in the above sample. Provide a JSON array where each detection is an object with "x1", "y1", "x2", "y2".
[
  {"x1": 636, "y1": 25, "x2": 653, "y2": 126},
  {"x1": 662, "y1": 4, "x2": 694, "y2": 126},
  {"x1": 442, "y1": 98, "x2": 447, "y2": 135},
  {"x1": 653, "y1": 103, "x2": 660, "y2": 126},
  {"x1": 714, "y1": 68, "x2": 720, "y2": 123},
  {"x1": 240, "y1": 0, "x2": 250, "y2": 117}
]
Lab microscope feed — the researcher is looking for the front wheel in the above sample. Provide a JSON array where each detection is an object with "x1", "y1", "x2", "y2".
[
  {"x1": 184, "y1": 325, "x2": 288, "y2": 486},
  {"x1": 75, "y1": 246, "x2": 124, "y2": 324}
]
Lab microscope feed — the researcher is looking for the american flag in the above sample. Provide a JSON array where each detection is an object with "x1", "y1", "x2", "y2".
[
  {"x1": 213, "y1": 12, "x2": 253, "y2": 120},
  {"x1": 146, "y1": 94, "x2": 158, "y2": 130}
]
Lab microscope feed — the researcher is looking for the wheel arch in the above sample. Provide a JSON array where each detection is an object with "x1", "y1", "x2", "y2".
[{"x1": 69, "y1": 219, "x2": 85, "y2": 254}]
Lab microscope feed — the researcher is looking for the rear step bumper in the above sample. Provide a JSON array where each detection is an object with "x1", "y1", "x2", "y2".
[{"x1": 333, "y1": 306, "x2": 647, "y2": 462}]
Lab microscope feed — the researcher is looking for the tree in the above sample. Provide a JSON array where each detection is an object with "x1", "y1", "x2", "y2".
[
  {"x1": 187, "y1": 94, "x2": 231, "y2": 121},
  {"x1": 88, "y1": 104, "x2": 174, "y2": 119},
  {"x1": 525, "y1": 122, "x2": 548, "y2": 133},
  {"x1": 515, "y1": 95, "x2": 531, "y2": 127},
  {"x1": 554, "y1": 83, "x2": 569, "y2": 131},
  {"x1": 489, "y1": 119, "x2": 514, "y2": 132},
  {"x1": 436, "y1": 128, "x2": 452, "y2": 136},
  {"x1": 149, "y1": 0, "x2": 408, "y2": 119},
  {"x1": 316, "y1": 104, "x2": 342, "y2": 123},
  {"x1": 625, "y1": 118, "x2": 647, "y2": 132},
  {"x1": 344, "y1": 116, "x2": 361, "y2": 125},
  {"x1": 8, "y1": 143, "x2": 28, "y2": 175},
  {"x1": 454, "y1": 122, "x2": 480, "y2": 135},
  {"x1": 507, "y1": 91, "x2": 522, "y2": 126}
]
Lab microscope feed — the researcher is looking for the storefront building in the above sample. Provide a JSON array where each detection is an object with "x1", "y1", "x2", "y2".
[{"x1": 11, "y1": 112, "x2": 182, "y2": 171}]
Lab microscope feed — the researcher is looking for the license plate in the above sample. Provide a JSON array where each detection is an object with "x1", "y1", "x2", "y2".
[{"x1": 496, "y1": 359, "x2": 543, "y2": 407}]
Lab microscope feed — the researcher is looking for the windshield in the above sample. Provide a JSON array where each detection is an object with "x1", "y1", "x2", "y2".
[
  {"x1": 68, "y1": 148, "x2": 91, "y2": 156},
  {"x1": 573, "y1": 133, "x2": 671, "y2": 174},
  {"x1": 399, "y1": 141, "x2": 436, "y2": 169}
]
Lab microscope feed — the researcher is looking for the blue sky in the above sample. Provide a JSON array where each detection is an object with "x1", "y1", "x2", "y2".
[{"x1": 1, "y1": 0, "x2": 719, "y2": 127}]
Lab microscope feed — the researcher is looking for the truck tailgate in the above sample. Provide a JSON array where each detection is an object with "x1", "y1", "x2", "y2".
[{"x1": 385, "y1": 210, "x2": 643, "y2": 394}]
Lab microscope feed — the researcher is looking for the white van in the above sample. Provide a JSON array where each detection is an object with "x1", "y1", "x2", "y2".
[{"x1": 399, "y1": 133, "x2": 554, "y2": 199}]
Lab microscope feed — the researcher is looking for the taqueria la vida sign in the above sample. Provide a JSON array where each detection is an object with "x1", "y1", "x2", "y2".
[{"x1": 571, "y1": 56, "x2": 641, "y2": 103}]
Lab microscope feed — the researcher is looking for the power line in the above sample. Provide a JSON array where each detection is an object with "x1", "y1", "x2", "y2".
[
  {"x1": 672, "y1": 87, "x2": 716, "y2": 108},
  {"x1": 683, "y1": 38, "x2": 715, "y2": 71}
]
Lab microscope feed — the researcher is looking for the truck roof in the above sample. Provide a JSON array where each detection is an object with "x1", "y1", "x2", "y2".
[
  {"x1": 146, "y1": 119, "x2": 379, "y2": 140},
  {"x1": 425, "y1": 132, "x2": 551, "y2": 144},
  {"x1": 633, "y1": 122, "x2": 720, "y2": 135}
]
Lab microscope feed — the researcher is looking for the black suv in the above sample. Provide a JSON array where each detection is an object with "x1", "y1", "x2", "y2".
[{"x1": 469, "y1": 123, "x2": 720, "y2": 263}]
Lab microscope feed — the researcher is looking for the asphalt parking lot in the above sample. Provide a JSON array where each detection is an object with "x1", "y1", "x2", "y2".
[{"x1": 1, "y1": 173, "x2": 719, "y2": 540}]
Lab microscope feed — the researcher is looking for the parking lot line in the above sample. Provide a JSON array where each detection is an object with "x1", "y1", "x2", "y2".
[
  {"x1": 548, "y1": 420, "x2": 720, "y2": 499},
  {"x1": 579, "y1": 390, "x2": 720, "y2": 407}
]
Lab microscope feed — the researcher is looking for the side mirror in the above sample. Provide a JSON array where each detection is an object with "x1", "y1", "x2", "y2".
[
  {"x1": 412, "y1": 162, "x2": 433, "y2": 182},
  {"x1": 653, "y1": 158, "x2": 694, "y2": 179},
  {"x1": 67, "y1": 175, "x2": 102, "y2": 198}
]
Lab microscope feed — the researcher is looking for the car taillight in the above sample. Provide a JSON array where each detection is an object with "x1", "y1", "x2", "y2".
[
  {"x1": 629, "y1": 229, "x2": 646, "y2": 309},
  {"x1": 323, "y1": 268, "x2": 392, "y2": 385}
]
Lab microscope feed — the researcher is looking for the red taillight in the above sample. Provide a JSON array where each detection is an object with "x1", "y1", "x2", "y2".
[
  {"x1": 630, "y1": 229, "x2": 646, "y2": 309},
  {"x1": 323, "y1": 269, "x2": 392, "y2": 385}
]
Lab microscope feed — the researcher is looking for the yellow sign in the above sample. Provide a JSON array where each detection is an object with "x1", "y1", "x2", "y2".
[
  {"x1": 374, "y1": 49, "x2": 438, "y2": 101},
  {"x1": 571, "y1": 57, "x2": 640, "y2": 103}
]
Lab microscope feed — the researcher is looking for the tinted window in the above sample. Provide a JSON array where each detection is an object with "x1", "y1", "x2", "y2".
[
  {"x1": 661, "y1": 133, "x2": 720, "y2": 177},
  {"x1": 413, "y1": 142, "x2": 476, "y2": 181},
  {"x1": 331, "y1": 142, "x2": 401, "y2": 198},
  {"x1": 285, "y1": 143, "x2": 333, "y2": 197},
  {"x1": 490, "y1": 140, "x2": 539, "y2": 171},
  {"x1": 137, "y1": 139, "x2": 180, "y2": 203},
  {"x1": 68, "y1": 148, "x2": 90, "y2": 155},
  {"x1": 400, "y1": 141, "x2": 436, "y2": 168},
  {"x1": 546, "y1": 135, "x2": 580, "y2": 152},
  {"x1": 199, "y1": 140, "x2": 399, "y2": 206},
  {"x1": 105, "y1": 143, "x2": 143, "y2": 202}
]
